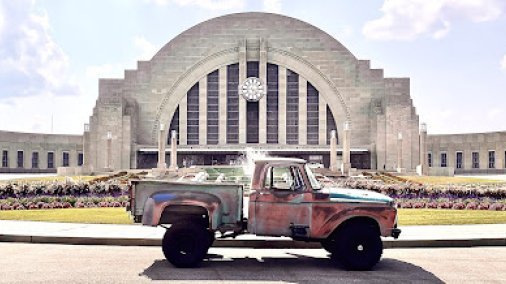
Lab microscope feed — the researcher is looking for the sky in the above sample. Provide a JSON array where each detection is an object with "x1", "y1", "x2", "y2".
[{"x1": 0, "y1": 0, "x2": 505, "y2": 135}]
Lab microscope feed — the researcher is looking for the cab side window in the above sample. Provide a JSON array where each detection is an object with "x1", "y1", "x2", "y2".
[{"x1": 264, "y1": 166, "x2": 304, "y2": 191}]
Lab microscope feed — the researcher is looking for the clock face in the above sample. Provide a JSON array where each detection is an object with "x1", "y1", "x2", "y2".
[{"x1": 240, "y1": 77, "x2": 266, "y2": 101}]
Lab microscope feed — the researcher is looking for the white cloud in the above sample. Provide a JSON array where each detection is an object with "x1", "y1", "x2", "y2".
[
  {"x1": 263, "y1": 0, "x2": 282, "y2": 13},
  {"x1": 0, "y1": 0, "x2": 86, "y2": 134},
  {"x1": 133, "y1": 36, "x2": 158, "y2": 60},
  {"x1": 363, "y1": 0, "x2": 506, "y2": 41},
  {"x1": 501, "y1": 54, "x2": 506, "y2": 70},
  {"x1": 147, "y1": 0, "x2": 245, "y2": 10}
]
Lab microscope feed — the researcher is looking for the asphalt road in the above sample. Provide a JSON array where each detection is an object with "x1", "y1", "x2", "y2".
[{"x1": 1, "y1": 243, "x2": 505, "y2": 283}]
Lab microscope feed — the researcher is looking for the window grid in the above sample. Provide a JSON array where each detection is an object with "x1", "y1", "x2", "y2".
[
  {"x1": 266, "y1": 63, "x2": 278, "y2": 144},
  {"x1": 246, "y1": 62, "x2": 259, "y2": 143},
  {"x1": 226, "y1": 64, "x2": 239, "y2": 143},
  {"x1": 32, "y1": 152, "x2": 39, "y2": 169},
  {"x1": 17, "y1": 151, "x2": 23, "y2": 168},
  {"x1": 2, "y1": 150, "x2": 8, "y2": 168},
  {"x1": 286, "y1": 69, "x2": 299, "y2": 145},
  {"x1": 428, "y1": 152, "x2": 432, "y2": 167},
  {"x1": 78, "y1": 153, "x2": 84, "y2": 166},
  {"x1": 307, "y1": 82, "x2": 319, "y2": 145},
  {"x1": 456, "y1": 152, "x2": 463, "y2": 169},
  {"x1": 47, "y1": 152, "x2": 54, "y2": 169},
  {"x1": 488, "y1": 151, "x2": 495, "y2": 169},
  {"x1": 186, "y1": 83, "x2": 200, "y2": 145},
  {"x1": 326, "y1": 106, "x2": 337, "y2": 144},
  {"x1": 440, "y1": 152, "x2": 447, "y2": 167},
  {"x1": 207, "y1": 70, "x2": 219, "y2": 145},
  {"x1": 62, "y1": 152, "x2": 70, "y2": 167}
]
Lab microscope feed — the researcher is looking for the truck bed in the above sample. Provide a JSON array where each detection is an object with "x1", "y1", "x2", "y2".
[{"x1": 129, "y1": 180, "x2": 244, "y2": 226}]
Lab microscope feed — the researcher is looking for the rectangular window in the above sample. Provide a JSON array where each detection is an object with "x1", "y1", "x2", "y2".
[
  {"x1": 17, "y1": 151, "x2": 24, "y2": 168},
  {"x1": 440, "y1": 152, "x2": 447, "y2": 167},
  {"x1": 472, "y1": 152, "x2": 479, "y2": 169},
  {"x1": 207, "y1": 70, "x2": 219, "y2": 145},
  {"x1": 488, "y1": 151, "x2": 495, "y2": 169},
  {"x1": 307, "y1": 82, "x2": 319, "y2": 145},
  {"x1": 186, "y1": 83, "x2": 200, "y2": 145},
  {"x1": 226, "y1": 64, "x2": 239, "y2": 143},
  {"x1": 47, "y1": 152, "x2": 54, "y2": 169},
  {"x1": 286, "y1": 69, "x2": 299, "y2": 145},
  {"x1": 427, "y1": 152, "x2": 432, "y2": 167},
  {"x1": 266, "y1": 63, "x2": 278, "y2": 144},
  {"x1": 32, "y1": 152, "x2": 39, "y2": 169},
  {"x1": 78, "y1": 152, "x2": 84, "y2": 166},
  {"x1": 456, "y1": 152, "x2": 463, "y2": 169},
  {"x1": 246, "y1": 101, "x2": 259, "y2": 143},
  {"x1": 2, "y1": 150, "x2": 8, "y2": 168},
  {"x1": 62, "y1": 152, "x2": 69, "y2": 167}
]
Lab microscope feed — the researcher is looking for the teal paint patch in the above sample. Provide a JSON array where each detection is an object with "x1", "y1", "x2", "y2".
[{"x1": 323, "y1": 188, "x2": 392, "y2": 204}]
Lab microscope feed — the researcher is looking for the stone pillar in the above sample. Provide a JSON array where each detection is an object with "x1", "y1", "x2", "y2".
[
  {"x1": 397, "y1": 132, "x2": 404, "y2": 173},
  {"x1": 238, "y1": 40, "x2": 247, "y2": 144},
  {"x1": 330, "y1": 130, "x2": 337, "y2": 171},
  {"x1": 259, "y1": 38, "x2": 267, "y2": 144},
  {"x1": 169, "y1": 130, "x2": 177, "y2": 171},
  {"x1": 419, "y1": 123, "x2": 428, "y2": 175},
  {"x1": 218, "y1": 66, "x2": 227, "y2": 145},
  {"x1": 157, "y1": 124, "x2": 167, "y2": 169},
  {"x1": 278, "y1": 66, "x2": 287, "y2": 144},
  {"x1": 298, "y1": 77, "x2": 307, "y2": 145},
  {"x1": 342, "y1": 121, "x2": 351, "y2": 176},
  {"x1": 105, "y1": 131, "x2": 112, "y2": 171}
]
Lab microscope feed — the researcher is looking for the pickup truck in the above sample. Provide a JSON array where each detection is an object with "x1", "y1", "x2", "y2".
[{"x1": 128, "y1": 158, "x2": 401, "y2": 270}]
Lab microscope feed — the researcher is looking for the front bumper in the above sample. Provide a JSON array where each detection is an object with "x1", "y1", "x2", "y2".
[{"x1": 392, "y1": 228, "x2": 401, "y2": 239}]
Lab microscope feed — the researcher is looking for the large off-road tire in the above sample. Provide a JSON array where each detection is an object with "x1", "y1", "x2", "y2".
[
  {"x1": 332, "y1": 223, "x2": 383, "y2": 271},
  {"x1": 162, "y1": 224, "x2": 210, "y2": 268},
  {"x1": 321, "y1": 238, "x2": 336, "y2": 253}
]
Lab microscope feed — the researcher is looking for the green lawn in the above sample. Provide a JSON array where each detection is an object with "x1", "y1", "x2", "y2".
[
  {"x1": 0, "y1": 208, "x2": 133, "y2": 224},
  {"x1": 399, "y1": 175, "x2": 505, "y2": 185},
  {"x1": 1, "y1": 208, "x2": 505, "y2": 226},
  {"x1": 398, "y1": 209, "x2": 506, "y2": 225}
]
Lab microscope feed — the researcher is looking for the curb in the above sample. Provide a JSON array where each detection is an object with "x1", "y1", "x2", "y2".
[{"x1": 1, "y1": 234, "x2": 505, "y2": 248}]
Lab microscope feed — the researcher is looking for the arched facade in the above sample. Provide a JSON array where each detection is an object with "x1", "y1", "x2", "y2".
[{"x1": 84, "y1": 12, "x2": 420, "y2": 172}]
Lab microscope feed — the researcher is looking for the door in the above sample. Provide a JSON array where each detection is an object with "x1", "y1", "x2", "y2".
[{"x1": 253, "y1": 165, "x2": 311, "y2": 237}]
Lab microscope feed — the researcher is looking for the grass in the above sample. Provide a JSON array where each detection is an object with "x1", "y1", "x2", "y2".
[
  {"x1": 398, "y1": 209, "x2": 506, "y2": 226},
  {"x1": 0, "y1": 208, "x2": 133, "y2": 224},
  {"x1": 0, "y1": 208, "x2": 505, "y2": 226},
  {"x1": 399, "y1": 175, "x2": 505, "y2": 185}
]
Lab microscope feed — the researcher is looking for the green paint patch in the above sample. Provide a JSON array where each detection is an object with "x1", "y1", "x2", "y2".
[{"x1": 398, "y1": 209, "x2": 506, "y2": 226}]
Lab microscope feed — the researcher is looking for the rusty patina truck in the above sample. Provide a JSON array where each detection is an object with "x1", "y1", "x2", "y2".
[{"x1": 128, "y1": 158, "x2": 401, "y2": 270}]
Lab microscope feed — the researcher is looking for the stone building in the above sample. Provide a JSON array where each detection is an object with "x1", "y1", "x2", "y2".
[
  {"x1": 84, "y1": 12, "x2": 420, "y2": 172},
  {"x1": 0, "y1": 12, "x2": 504, "y2": 174}
]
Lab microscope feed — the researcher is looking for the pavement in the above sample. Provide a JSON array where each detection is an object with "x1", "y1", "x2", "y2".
[{"x1": 1, "y1": 220, "x2": 505, "y2": 248}]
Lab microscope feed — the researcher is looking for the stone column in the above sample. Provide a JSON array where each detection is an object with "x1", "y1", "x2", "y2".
[
  {"x1": 330, "y1": 130, "x2": 337, "y2": 171},
  {"x1": 342, "y1": 121, "x2": 351, "y2": 176},
  {"x1": 298, "y1": 77, "x2": 307, "y2": 145},
  {"x1": 238, "y1": 40, "x2": 247, "y2": 144},
  {"x1": 157, "y1": 124, "x2": 167, "y2": 169},
  {"x1": 259, "y1": 38, "x2": 267, "y2": 144},
  {"x1": 278, "y1": 66, "x2": 287, "y2": 144},
  {"x1": 419, "y1": 123, "x2": 428, "y2": 175},
  {"x1": 169, "y1": 130, "x2": 177, "y2": 171},
  {"x1": 105, "y1": 131, "x2": 112, "y2": 171},
  {"x1": 397, "y1": 132, "x2": 404, "y2": 173},
  {"x1": 319, "y1": 100, "x2": 327, "y2": 145}
]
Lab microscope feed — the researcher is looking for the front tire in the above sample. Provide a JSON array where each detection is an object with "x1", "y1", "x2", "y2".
[
  {"x1": 162, "y1": 224, "x2": 210, "y2": 268},
  {"x1": 333, "y1": 223, "x2": 383, "y2": 271}
]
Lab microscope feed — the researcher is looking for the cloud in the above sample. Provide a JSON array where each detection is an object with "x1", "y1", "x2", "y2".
[
  {"x1": 133, "y1": 36, "x2": 158, "y2": 60},
  {"x1": 501, "y1": 54, "x2": 506, "y2": 70},
  {"x1": 363, "y1": 0, "x2": 506, "y2": 41},
  {"x1": 147, "y1": 0, "x2": 245, "y2": 10},
  {"x1": 263, "y1": 0, "x2": 282, "y2": 13}
]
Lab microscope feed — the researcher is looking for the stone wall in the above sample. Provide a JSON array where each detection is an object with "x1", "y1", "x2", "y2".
[{"x1": 0, "y1": 131, "x2": 83, "y2": 173}]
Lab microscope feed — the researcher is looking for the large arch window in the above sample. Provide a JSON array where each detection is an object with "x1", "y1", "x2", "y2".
[
  {"x1": 307, "y1": 82, "x2": 319, "y2": 145},
  {"x1": 187, "y1": 83, "x2": 199, "y2": 145},
  {"x1": 207, "y1": 70, "x2": 219, "y2": 145},
  {"x1": 266, "y1": 63, "x2": 279, "y2": 143},
  {"x1": 226, "y1": 64, "x2": 239, "y2": 143}
]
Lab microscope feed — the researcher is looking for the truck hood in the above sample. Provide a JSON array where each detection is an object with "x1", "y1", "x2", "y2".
[{"x1": 319, "y1": 187, "x2": 393, "y2": 204}]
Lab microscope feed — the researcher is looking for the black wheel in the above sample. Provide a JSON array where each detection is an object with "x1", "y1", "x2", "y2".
[
  {"x1": 321, "y1": 238, "x2": 336, "y2": 253},
  {"x1": 332, "y1": 223, "x2": 383, "y2": 271},
  {"x1": 162, "y1": 224, "x2": 210, "y2": 268},
  {"x1": 208, "y1": 231, "x2": 215, "y2": 248}
]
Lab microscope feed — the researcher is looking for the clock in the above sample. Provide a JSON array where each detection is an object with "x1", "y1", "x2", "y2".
[{"x1": 239, "y1": 77, "x2": 266, "y2": 102}]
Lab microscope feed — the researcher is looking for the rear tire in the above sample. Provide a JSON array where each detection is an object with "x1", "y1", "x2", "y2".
[
  {"x1": 332, "y1": 223, "x2": 383, "y2": 271},
  {"x1": 162, "y1": 223, "x2": 209, "y2": 268}
]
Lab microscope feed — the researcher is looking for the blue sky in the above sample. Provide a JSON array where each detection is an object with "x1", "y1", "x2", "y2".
[{"x1": 0, "y1": 0, "x2": 505, "y2": 135}]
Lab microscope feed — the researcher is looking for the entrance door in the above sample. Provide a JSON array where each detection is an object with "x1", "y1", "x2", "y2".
[{"x1": 253, "y1": 165, "x2": 311, "y2": 237}]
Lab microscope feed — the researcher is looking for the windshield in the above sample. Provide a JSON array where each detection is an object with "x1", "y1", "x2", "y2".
[{"x1": 305, "y1": 164, "x2": 322, "y2": 190}]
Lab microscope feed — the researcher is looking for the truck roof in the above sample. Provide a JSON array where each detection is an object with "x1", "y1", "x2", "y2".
[{"x1": 254, "y1": 157, "x2": 307, "y2": 164}]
